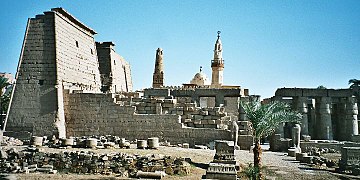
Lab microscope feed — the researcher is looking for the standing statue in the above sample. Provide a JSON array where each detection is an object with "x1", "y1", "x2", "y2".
[
  {"x1": 292, "y1": 124, "x2": 301, "y2": 149},
  {"x1": 288, "y1": 123, "x2": 301, "y2": 156},
  {"x1": 230, "y1": 119, "x2": 240, "y2": 150}
]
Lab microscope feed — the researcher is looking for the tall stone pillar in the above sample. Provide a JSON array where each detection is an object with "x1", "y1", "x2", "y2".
[
  {"x1": 294, "y1": 97, "x2": 309, "y2": 136},
  {"x1": 336, "y1": 98, "x2": 347, "y2": 140},
  {"x1": 315, "y1": 97, "x2": 333, "y2": 140},
  {"x1": 308, "y1": 101, "x2": 316, "y2": 138},
  {"x1": 346, "y1": 96, "x2": 359, "y2": 137}
]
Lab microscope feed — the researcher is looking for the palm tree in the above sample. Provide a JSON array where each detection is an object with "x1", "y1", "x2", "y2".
[
  {"x1": 0, "y1": 76, "x2": 10, "y2": 96},
  {"x1": 316, "y1": 85, "x2": 327, "y2": 89},
  {"x1": 0, "y1": 76, "x2": 10, "y2": 129},
  {"x1": 241, "y1": 100, "x2": 302, "y2": 179},
  {"x1": 349, "y1": 79, "x2": 360, "y2": 88}
]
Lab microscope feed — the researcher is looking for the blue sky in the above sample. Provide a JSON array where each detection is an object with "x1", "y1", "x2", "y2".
[{"x1": 0, "y1": 0, "x2": 359, "y2": 98}]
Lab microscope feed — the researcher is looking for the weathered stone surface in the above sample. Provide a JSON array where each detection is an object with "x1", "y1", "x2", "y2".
[
  {"x1": 205, "y1": 140, "x2": 237, "y2": 179},
  {"x1": 0, "y1": 147, "x2": 190, "y2": 177},
  {"x1": 339, "y1": 147, "x2": 360, "y2": 171}
]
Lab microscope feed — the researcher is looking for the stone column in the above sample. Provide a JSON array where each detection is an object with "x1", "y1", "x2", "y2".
[
  {"x1": 294, "y1": 97, "x2": 309, "y2": 135},
  {"x1": 346, "y1": 96, "x2": 359, "y2": 136},
  {"x1": 336, "y1": 98, "x2": 347, "y2": 140},
  {"x1": 315, "y1": 97, "x2": 333, "y2": 140},
  {"x1": 308, "y1": 101, "x2": 316, "y2": 138}
]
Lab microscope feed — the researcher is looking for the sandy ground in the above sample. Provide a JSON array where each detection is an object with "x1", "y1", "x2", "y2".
[{"x1": 0, "y1": 145, "x2": 353, "y2": 180}]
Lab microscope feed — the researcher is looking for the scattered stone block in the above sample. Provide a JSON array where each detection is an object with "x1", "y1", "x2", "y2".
[
  {"x1": 147, "y1": 137, "x2": 159, "y2": 149},
  {"x1": 137, "y1": 140, "x2": 147, "y2": 149},
  {"x1": 182, "y1": 143, "x2": 189, "y2": 148}
]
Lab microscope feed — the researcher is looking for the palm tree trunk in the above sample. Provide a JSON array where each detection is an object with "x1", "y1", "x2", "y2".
[{"x1": 253, "y1": 138, "x2": 263, "y2": 180}]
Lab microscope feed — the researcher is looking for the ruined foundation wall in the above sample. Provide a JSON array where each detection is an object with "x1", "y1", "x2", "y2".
[
  {"x1": 6, "y1": 13, "x2": 58, "y2": 136},
  {"x1": 65, "y1": 93, "x2": 232, "y2": 146}
]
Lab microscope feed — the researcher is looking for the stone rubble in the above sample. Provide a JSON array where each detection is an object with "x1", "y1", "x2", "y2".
[
  {"x1": 292, "y1": 147, "x2": 339, "y2": 168},
  {"x1": 0, "y1": 146, "x2": 190, "y2": 178},
  {"x1": 1, "y1": 136, "x2": 23, "y2": 146}
]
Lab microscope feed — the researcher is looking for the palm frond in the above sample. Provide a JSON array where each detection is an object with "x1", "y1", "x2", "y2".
[{"x1": 241, "y1": 100, "x2": 302, "y2": 139}]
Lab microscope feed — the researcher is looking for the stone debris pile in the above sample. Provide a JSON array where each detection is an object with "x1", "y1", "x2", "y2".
[
  {"x1": 1, "y1": 136, "x2": 23, "y2": 146},
  {"x1": 29, "y1": 135, "x2": 162, "y2": 150},
  {"x1": 304, "y1": 147, "x2": 338, "y2": 156},
  {"x1": 293, "y1": 147, "x2": 338, "y2": 168},
  {"x1": 0, "y1": 147, "x2": 190, "y2": 178}
]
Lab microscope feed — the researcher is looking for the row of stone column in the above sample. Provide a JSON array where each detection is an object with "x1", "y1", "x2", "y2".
[{"x1": 275, "y1": 96, "x2": 358, "y2": 141}]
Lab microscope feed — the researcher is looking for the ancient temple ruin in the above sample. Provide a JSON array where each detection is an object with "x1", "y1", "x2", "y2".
[
  {"x1": 271, "y1": 88, "x2": 359, "y2": 141},
  {"x1": 5, "y1": 8, "x2": 256, "y2": 149}
]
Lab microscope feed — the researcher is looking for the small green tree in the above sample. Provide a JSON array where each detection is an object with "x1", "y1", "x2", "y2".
[
  {"x1": 349, "y1": 79, "x2": 360, "y2": 88},
  {"x1": 241, "y1": 100, "x2": 302, "y2": 179},
  {"x1": 316, "y1": 85, "x2": 327, "y2": 89},
  {"x1": 0, "y1": 76, "x2": 10, "y2": 129},
  {"x1": 0, "y1": 77, "x2": 10, "y2": 97}
]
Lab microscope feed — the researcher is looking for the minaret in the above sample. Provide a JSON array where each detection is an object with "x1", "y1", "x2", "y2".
[
  {"x1": 211, "y1": 31, "x2": 224, "y2": 88},
  {"x1": 152, "y1": 48, "x2": 164, "y2": 88}
]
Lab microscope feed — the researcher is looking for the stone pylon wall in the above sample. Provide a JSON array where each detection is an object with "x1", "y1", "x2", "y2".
[
  {"x1": 6, "y1": 13, "x2": 59, "y2": 136},
  {"x1": 53, "y1": 9, "x2": 101, "y2": 92},
  {"x1": 96, "y1": 42, "x2": 133, "y2": 93},
  {"x1": 6, "y1": 8, "x2": 102, "y2": 138},
  {"x1": 111, "y1": 49, "x2": 132, "y2": 92}
]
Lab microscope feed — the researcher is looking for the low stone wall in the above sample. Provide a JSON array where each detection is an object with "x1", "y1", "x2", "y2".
[
  {"x1": 65, "y1": 93, "x2": 232, "y2": 146},
  {"x1": 116, "y1": 96, "x2": 232, "y2": 129}
]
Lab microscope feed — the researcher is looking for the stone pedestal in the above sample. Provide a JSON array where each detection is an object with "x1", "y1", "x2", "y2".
[
  {"x1": 206, "y1": 163, "x2": 237, "y2": 180},
  {"x1": 212, "y1": 140, "x2": 236, "y2": 164},
  {"x1": 339, "y1": 147, "x2": 360, "y2": 171},
  {"x1": 205, "y1": 140, "x2": 237, "y2": 180}
]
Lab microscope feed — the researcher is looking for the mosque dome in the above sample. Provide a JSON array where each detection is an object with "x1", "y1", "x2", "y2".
[{"x1": 190, "y1": 67, "x2": 210, "y2": 86}]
